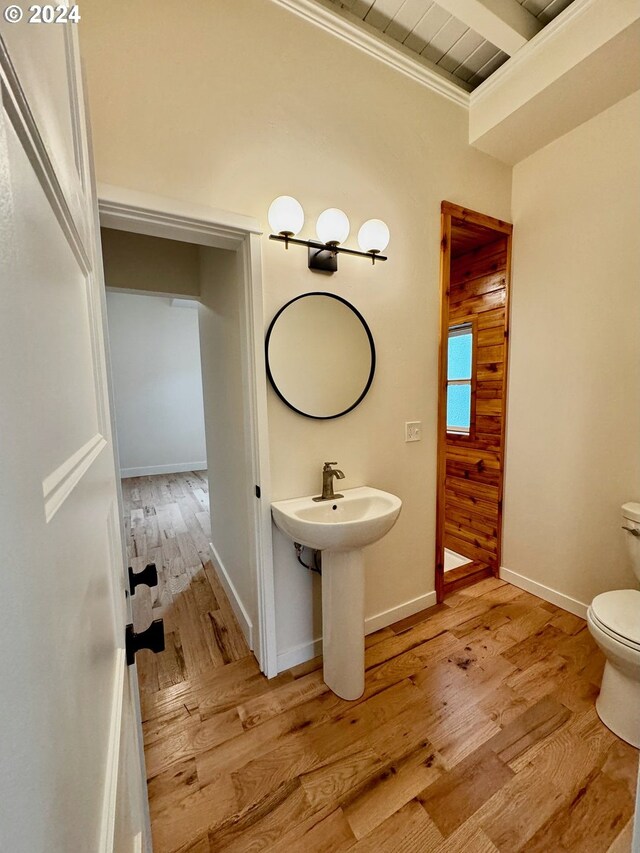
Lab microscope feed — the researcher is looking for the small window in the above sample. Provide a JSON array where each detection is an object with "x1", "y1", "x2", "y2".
[{"x1": 447, "y1": 322, "x2": 473, "y2": 434}]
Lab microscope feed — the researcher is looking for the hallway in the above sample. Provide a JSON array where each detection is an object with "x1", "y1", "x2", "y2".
[
  {"x1": 123, "y1": 472, "x2": 250, "y2": 695},
  {"x1": 124, "y1": 475, "x2": 637, "y2": 853}
]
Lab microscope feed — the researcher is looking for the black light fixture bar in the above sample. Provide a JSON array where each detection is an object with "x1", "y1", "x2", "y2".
[{"x1": 269, "y1": 233, "x2": 388, "y2": 264}]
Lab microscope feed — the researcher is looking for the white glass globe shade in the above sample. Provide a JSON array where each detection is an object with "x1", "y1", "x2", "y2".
[
  {"x1": 268, "y1": 196, "x2": 304, "y2": 236},
  {"x1": 358, "y1": 219, "x2": 390, "y2": 253},
  {"x1": 316, "y1": 208, "x2": 350, "y2": 245}
]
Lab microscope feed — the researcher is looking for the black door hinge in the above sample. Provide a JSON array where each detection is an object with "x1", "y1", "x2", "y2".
[
  {"x1": 255, "y1": 485, "x2": 261, "y2": 498},
  {"x1": 125, "y1": 619, "x2": 165, "y2": 665},
  {"x1": 128, "y1": 562, "x2": 159, "y2": 595}
]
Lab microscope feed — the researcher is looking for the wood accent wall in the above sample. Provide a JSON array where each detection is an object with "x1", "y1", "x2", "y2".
[{"x1": 444, "y1": 234, "x2": 509, "y2": 571}]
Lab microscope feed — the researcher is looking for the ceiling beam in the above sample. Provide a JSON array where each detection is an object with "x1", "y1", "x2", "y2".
[
  {"x1": 469, "y1": 0, "x2": 640, "y2": 164},
  {"x1": 435, "y1": 0, "x2": 542, "y2": 55}
]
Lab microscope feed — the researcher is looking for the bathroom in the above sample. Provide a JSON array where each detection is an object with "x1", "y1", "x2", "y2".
[
  {"x1": 82, "y1": 0, "x2": 640, "y2": 840},
  {"x1": 78, "y1": 0, "x2": 637, "y2": 686},
  {"x1": 0, "y1": 0, "x2": 639, "y2": 851}
]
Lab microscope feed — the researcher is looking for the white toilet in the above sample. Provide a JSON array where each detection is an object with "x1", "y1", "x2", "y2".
[{"x1": 587, "y1": 502, "x2": 640, "y2": 748}]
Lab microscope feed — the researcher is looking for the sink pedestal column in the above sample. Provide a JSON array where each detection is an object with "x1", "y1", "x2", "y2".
[{"x1": 321, "y1": 549, "x2": 365, "y2": 701}]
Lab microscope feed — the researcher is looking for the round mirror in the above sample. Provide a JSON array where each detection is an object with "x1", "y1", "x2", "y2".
[{"x1": 266, "y1": 292, "x2": 376, "y2": 419}]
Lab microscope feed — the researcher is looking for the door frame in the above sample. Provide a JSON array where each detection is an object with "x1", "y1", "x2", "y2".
[
  {"x1": 98, "y1": 183, "x2": 278, "y2": 679},
  {"x1": 435, "y1": 201, "x2": 513, "y2": 602}
]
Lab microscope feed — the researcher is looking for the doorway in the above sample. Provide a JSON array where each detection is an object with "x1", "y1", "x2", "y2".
[
  {"x1": 98, "y1": 187, "x2": 277, "y2": 677},
  {"x1": 435, "y1": 201, "x2": 513, "y2": 600}
]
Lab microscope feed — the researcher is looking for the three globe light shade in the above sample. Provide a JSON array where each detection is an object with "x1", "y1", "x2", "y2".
[{"x1": 267, "y1": 196, "x2": 390, "y2": 255}]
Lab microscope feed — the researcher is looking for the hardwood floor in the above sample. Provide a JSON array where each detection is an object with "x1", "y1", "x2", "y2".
[
  {"x1": 125, "y1": 474, "x2": 638, "y2": 853},
  {"x1": 443, "y1": 559, "x2": 493, "y2": 595},
  {"x1": 123, "y1": 471, "x2": 249, "y2": 695}
]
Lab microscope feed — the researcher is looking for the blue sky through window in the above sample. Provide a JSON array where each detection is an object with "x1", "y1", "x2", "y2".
[
  {"x1": 448, "y1": 331, "x2": 472, "y2": 380},
  {"x1": 447, "y1": 385, "x2": 471, "y2": 428},
  {"x1": 447, "y1": 327, "x2": 472, "y2": 430}
]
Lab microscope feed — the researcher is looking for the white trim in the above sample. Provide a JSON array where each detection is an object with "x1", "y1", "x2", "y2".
[
  {"x1": 471, "y1": 0, "x2": 598, "y2": 106},
  {"x1": 42, "y1": 433, "x2": 107, "y2": 522},
  {"x1": 98, "y1": 184, "x2": 261, "y2": 249},
  {"x1": 365, "y1": 591, "x2": 438, "y2": 634},
  {"x1": 98, "y1": 186, "x2": 277, "y2": 680},
  {"x1": 275, "y1": 591, "x2": 438, "y2": 673},
  {"x1": 500, "y1": 566, "x2": 588, "y2": 618},
  {"x1": 89, "y1": 166, "x2": 153, "y2": 852},
  {"x1": 0, "y1": 38, "x2": 90, "y2": 272},
  {"x1": 105, "y1": 286, "x2": 201, "y2": 301},
  {"x1": 209, "y1": 542, "x2": 254, "y2": 649},
  {"x1": 120, "y1": 462, "x2": 207, "y2": 478},
  {"x1": 170, "y1": 298, "x2": 200, "y2": 309},
  {"x1": 468, "y1": 0, "x2": 640, "y2": 162},
  {"x1": 133, "y1": 833, "x2": 143, "y2": 853},
  {"x1": 243, "y1": 233, "x2": 278, "y2": 678},
  {"x1": 277, "y1": 638, "x2": 324, "y2": 672},
  {"x1": 267, "y1": 0, "x2": 470, "y2": 107},
  {"x1": 98, "y1": 649, "x2": 126, "y2": 853}
]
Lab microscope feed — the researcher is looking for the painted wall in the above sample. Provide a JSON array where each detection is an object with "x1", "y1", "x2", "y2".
[
  {"x1": 102, "y1": 227, "x2": 201, "y2": 297},
  {"x1": 79, "y1": 0, "x2": 512, "y2": 666},
  {"x1": 106, "y1": 291, "x2": 207, "y2": 477},
  {"x1": 503, "y1": 91, "x2": 640, "y2": 610},
  {"x1": 198, "y1": 247, "x2": 257, "y2": 641}
]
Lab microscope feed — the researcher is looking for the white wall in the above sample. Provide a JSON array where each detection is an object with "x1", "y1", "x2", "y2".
[
  {"x1": 503, "y1": 91, "x2": 640, "y2": 612},
  {"x1": 80, "y1": 0, "x2": 512, "y2": 667},
  {"x1": 106, "y1": 291, "x2": 207, "y2": 477},
  {"x1": 198, "y1": 247, "x2": 256, "y2": 644}
]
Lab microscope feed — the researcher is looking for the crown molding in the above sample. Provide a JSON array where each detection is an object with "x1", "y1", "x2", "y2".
[{"x1": 268, "y1": 0, "x2": 471, "y2": 108}]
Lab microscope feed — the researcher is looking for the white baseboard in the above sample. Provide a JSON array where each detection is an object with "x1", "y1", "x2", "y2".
[
  {"x1": 99, "y1": 650, "x2": 126, "y2": 853},
  {"x1": 106, "y1": 285, "x2": 201, "y2": 301},
  {"x1": 365, "y1": 591, "x2": 438, "y2": 634},
  {"x1": 500, "y1": 566, "x2": 588, "y2": 619},
  {"x1": 121, "y1": 462, "x2": 207, "y2": 478},
  {"x1": 277, "y1": 637, "x2": 324, "y2": 672},
  {"x1": 275, "y1": 590, "x2": 438, "y2": 674},
  {"x1": 208, "y1": 542, "x2": 253, "y2": 649}
]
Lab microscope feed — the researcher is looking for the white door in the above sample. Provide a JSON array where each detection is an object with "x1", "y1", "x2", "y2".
[{"x1": 0, "y1": 20, "x2": 148, "y2": 853}]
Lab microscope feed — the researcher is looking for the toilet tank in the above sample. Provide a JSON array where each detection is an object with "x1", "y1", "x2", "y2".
[{"x1": 622, "y1": 502, "x2": 640, "y2": 583}]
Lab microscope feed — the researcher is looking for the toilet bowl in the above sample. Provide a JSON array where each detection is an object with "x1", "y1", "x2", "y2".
[{"x1": 587, "y1": 502, "x2": 640, "y2": 748}]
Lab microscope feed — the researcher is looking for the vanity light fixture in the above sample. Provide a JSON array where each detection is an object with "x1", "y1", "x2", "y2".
[
  {"x1": 316, "y1": 208, "x2": 350, "y2": 246},
  {"x1": 268, "y1": 196, "x2": 389, "y2": 273}
]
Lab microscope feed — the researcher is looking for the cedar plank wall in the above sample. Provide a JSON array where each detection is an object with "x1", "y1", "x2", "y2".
[{"x1": 444, "y1": 234, "x2": 508, "y2": 570}]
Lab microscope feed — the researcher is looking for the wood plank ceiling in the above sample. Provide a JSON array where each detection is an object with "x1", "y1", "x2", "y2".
[{"x1": 329, "y1": 0, "x2": 574, "y2": 89}]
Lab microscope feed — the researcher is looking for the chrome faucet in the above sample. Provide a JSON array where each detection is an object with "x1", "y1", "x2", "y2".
[{"x1": 313, "y1": 462, "x2": 345, "y2": 502}]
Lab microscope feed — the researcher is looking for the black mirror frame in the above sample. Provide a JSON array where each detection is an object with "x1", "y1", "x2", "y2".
[{"x1": 265, "y1": 291, "x2": 376, "y2": 420}]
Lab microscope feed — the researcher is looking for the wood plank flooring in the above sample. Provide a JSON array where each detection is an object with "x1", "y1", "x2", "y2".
[
  {"x1": 124, "y1": 474, "x2": 638, "y2": 853},
  {"x1": 443, "y1": 559, "x2": 493, "y2": 594},
  {"x1": 123, "y1": 471, "x2": 249, "y2": 697}
]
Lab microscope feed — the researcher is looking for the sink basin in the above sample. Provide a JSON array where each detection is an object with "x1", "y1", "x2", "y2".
[
  {"x1": 271, "y1": 486, "x2": 402, "y2": 551},
  {"x1": 272, "y1": 485, "x2": 402, "y2": 702}
]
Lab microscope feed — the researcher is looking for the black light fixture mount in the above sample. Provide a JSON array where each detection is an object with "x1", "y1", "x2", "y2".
[
  {"x1": 267, "y1": 197, "x2": 389, "y2": 274},
  {"x1": 268, "y1": 234, "x2": 387, "y2": 272}
]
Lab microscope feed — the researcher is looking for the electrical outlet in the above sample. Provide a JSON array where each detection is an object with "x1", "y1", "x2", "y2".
[{"x1": 405, "y1": 421, "x2": 421, "y2": 442}]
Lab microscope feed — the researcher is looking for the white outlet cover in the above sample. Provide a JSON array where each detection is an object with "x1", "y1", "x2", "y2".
[{"x1": 405, "y1": 421, "x2": 421, "y2": 442}]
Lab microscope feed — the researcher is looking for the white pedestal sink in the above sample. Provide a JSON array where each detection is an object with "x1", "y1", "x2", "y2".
[{"x1": 271, "y1": 486, "x2": 402, "y2": 700}]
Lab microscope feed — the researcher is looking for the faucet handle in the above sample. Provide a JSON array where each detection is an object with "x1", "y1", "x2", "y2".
[{"x1": 323, "y1": 462, "x2": 338, "y2": 470}]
